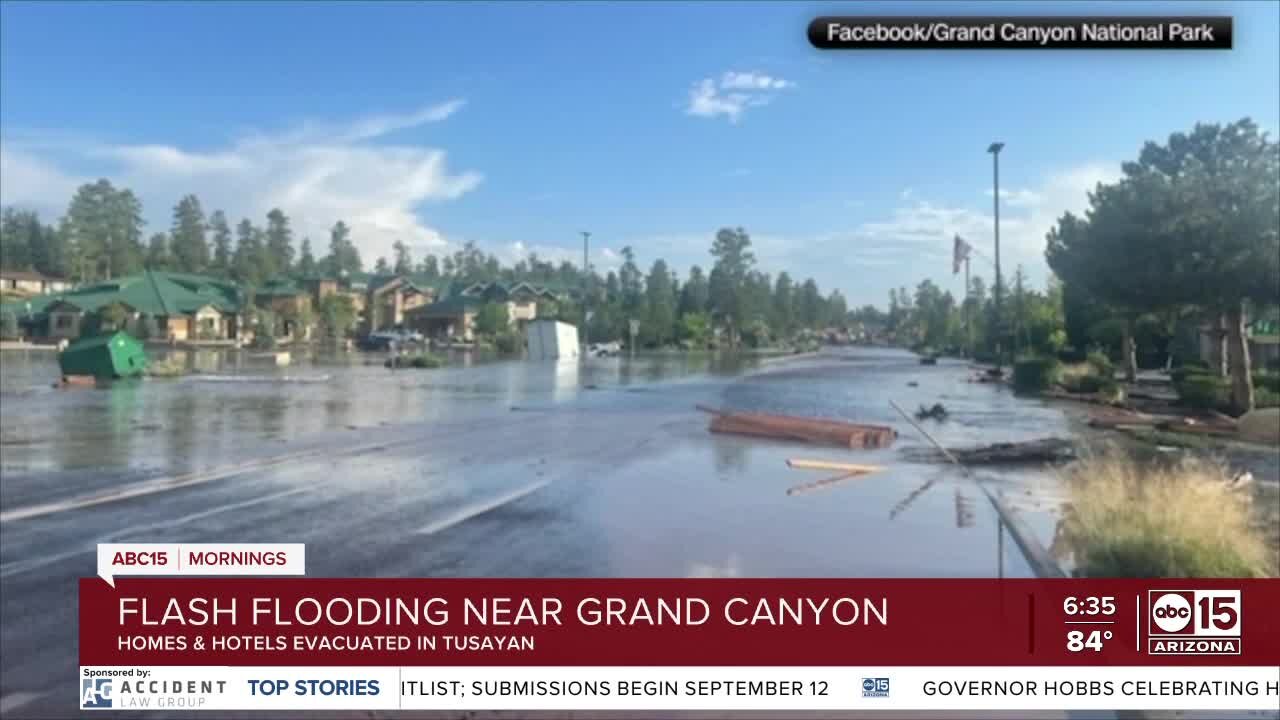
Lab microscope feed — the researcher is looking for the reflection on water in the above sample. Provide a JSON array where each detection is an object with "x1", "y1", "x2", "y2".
[{"x1": 1, "y1": 345, "x2": 1083, "y2": 577}]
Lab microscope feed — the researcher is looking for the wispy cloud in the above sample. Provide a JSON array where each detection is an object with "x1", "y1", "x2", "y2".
[
  {"x1": 0, "y1": 100, "x2": 479, "y2": 264},
  {"x1": 685, "y1": 71, "x2": 794, "y2": 123}
]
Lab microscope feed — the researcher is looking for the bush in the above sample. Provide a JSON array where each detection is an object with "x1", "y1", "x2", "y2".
[
  {"x1": 0, "y1": 310, "x2": 18, "y2": 340},
  {"x1": 1012, "y1": 356, "x2": 1060, "y2": 394},
  {"x1": 1170, "y1": 366, "x2": 1210, "y2": 384},
  {"x1": 494, "y1": 332, "x2": 521, "y2": 355},
  {"x1": 1062, "y1": 374, "x2": 1106, "y2": 394},
  {"x1": 385, "y1": 352, "x2": 444, "y2": 369},
  {"x1": 1059, "y1": 452, "x2": 1273, "y2": 577},
  {"x1": 1086, "y1": 350, "x2": 1114, "y2": 379},
  {"x1": 1251, "y1": 372, "x2": 1280, "y2": 394},
  {"x1": 1175, "y1": 374, "x2": 1230, "y2": 411},
  {"x1": 1256, "y1": 388, "x2": 1280, "y2": 408}
]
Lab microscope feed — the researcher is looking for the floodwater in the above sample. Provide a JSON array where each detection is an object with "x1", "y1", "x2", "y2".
[
  {"x1": 0, "y1": 345, "x2": 1118, "y2": 717},
  {"x1": 0, "y1": 346, "x2": 1063, "y2": 579}
]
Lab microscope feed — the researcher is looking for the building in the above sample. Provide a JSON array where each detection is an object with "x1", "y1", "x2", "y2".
[
  {"x1": 0, "y1": 270, "x2": 71, "y2": 297},
  {"x1": 365, "y1": 275, "x2": 440, "y2": 331},
  {"x1": 2, "y1": 271, "x2": 244, "y2": 342},
  {"x1": 1196, "y1": 309, "x2": 1280, "y2": 372},
  {"x1": 405, "y1": 281, "x2": 561, "y2": 342}
]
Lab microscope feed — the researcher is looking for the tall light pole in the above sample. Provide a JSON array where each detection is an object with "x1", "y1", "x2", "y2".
[
  {"x1": 987, "y1": 141, "x2": 1004, "y2": 367},
  {"x1": 580, "y1": 231, "x2": 591, "y2": 350}
]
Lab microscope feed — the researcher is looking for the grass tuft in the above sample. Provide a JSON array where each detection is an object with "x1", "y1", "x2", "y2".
[{"x1": 1059, "y1": 451, "x2": 1273, "y2": 578}]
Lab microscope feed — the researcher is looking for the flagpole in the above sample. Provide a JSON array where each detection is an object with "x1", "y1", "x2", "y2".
[{"x1": 965, "y1": 255, "x2": 972, "y2": 358}]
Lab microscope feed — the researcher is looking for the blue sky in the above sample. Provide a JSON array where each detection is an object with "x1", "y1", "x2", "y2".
[{"x1": 2, "y1": 1, "x2": 1277, "y2": 307}]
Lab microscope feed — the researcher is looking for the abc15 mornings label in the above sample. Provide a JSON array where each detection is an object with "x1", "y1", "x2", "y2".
[{"x1": 1147, "y1": 590, "x2": 1241, "y2": 655}]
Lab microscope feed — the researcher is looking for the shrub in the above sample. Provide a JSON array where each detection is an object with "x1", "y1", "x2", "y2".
[
  {"x1": 494, "y1": 332, "x2": 521, "y2": 355},
  {"x1": 1059, "y1": 452, "x2": 1273, "y2": 577},
  {"x1": 1256, "y1": 388, "x2": 1280, "y2": 409},
  {"x1": 1170, "y1": 366, "x2": 1210, "y2": 384},
  {"x1": 409, "y1": 353, "x2": 444, "y2": 369},
  {"x1": 1175, "y1": 374, "x2": 1230, "y2": 410},
  {"x1": 1062, "y1": 374, "x2": 1106, "y2": 394},
  {"x1": 1251, "y1": 372, "x2": 1280, "y2": 394},
  {"x1": 1086, "y1": 350, "x2": 1114, "y2": 379},
  {"x1": 1012, "y1": 356, "x2": 1060, "y2": 394},
  {"x1": 385, "y1": 352, "x2": 444, "y2": 369},
  {"x1": 0, "y1": 310, "x2": 18, "y2": 340}
]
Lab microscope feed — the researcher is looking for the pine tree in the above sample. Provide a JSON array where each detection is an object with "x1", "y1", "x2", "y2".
[
  {"x1": 209, "y1": 210, "x2": 232, "y2": 276},
  {"x1": 297, "y1": 237, "x2": 316, "y2": 277},
  {"x1": 264, "y1": 208, "x2": 294, "y2": 276},
  {"x1": 169, "y1": 194, "x2": 209, "y2": 273}
]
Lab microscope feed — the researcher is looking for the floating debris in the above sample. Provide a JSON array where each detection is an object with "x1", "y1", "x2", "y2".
[
  {"x1": 915, "y1": 403, "x2": 948, "y2": 421},
  {"x1": 903, "y1": 437, "x2": 1075, "y2": 465},
  {"x1": 698, "y1": 405, "x2": 897, "y2": 449}
]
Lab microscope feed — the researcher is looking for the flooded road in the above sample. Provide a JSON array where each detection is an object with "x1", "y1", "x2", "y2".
[{"x1": 1, "y1": 346, "x2": 1072, "y2": 716}]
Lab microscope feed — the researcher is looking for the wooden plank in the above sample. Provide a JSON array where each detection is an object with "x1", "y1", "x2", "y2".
[{"x1": 786, "y1": 458, "x2": 884, "y2": 474}]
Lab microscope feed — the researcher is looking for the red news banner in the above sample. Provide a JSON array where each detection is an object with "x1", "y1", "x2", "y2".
[{"x1": 81, "y1": 578, "x2": 1279, "y2": 666}]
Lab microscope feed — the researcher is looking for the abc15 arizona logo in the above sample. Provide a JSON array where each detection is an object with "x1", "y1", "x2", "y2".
[{"x1": 1147, "y1": 589, "x2": 1241, "y2": 655}]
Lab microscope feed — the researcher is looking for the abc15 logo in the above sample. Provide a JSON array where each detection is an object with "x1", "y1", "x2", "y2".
[{"x1": 1148, "y1": 589, "x2": 1241, "y2": 637}]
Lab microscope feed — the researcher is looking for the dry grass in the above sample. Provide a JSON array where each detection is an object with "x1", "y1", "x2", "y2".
[{"x1": 1060, "y1": 451, "x2": 1275, "y2": 578}]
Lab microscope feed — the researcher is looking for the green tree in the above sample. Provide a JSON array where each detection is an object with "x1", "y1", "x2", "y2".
[
  {"x1": 419, "y1": 254, "x2": 440, "y2": 280},
  {"x1": 169, "y1": 194, "x2": 209, "y2": 273},
  {"x1": 145, "y1": 233, "x2": 171, "y2": 270},
  {"x1": 1136, "y1": 119, "x2": 1279, "y2": 411},
  {"x1": 264, "y1": 208, "x2": 294, "y2": 275},
  {"x1": 317, "y1": 294, "x2": 358, "y2": 339},
  {"x1": 297, "y1": 237, "x2": 317, "y2": 277},
  {"x1": 392, "y1": 240, "x2": 412, "y2": 275},
  {"x1": 644, "y1": 258, "x2": 676, "y2": 346},
  {"x1": 209, "y1": 210, "x2": 232, "y2": 276},
  {"x1": 62, "y1": 179, "x2": 145, "y2": 280},
  {"x1": 708, "y1": 227, "x2": 755, "y2": 344},
  {"x1": 679, "y1": 265, "x2": 710, "y2": 316},
  {"x1": 232, "y1": 219, "x2": 266, "y2": 286},
  {"x1": 326, "y1": 221, "x2": 362, "y2": 276},
  {"x1": 0, "y1": 207, "x2": 35, "y2": 270},
  {"x1": 772, "y1": 272, "x2": 795, "y2": 335},
  {"x1": 374, "y1": 256, "x2": 390, "y2": 274},
  {"x1": 474, "y1": 302, "x2": 509, "y2": 336}
]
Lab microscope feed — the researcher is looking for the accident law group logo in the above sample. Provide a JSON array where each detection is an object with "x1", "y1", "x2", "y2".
[
  {"x1": 81, "y1": 678, "x2": 112, "y2": 709},
  {"x1": 862, "y1": 677, "x2": 890, "y2": 698},
  {"x1": 1147, "y1": 589, "x2": 1242, "y2": 655}
]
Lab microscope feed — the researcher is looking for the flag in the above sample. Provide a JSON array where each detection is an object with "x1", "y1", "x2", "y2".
[{"x1": 952, "y1": 235, "x2": 971, "y2": 275}]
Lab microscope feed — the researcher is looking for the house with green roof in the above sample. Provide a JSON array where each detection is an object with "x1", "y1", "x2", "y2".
[
  {"x1": 3, "y1": 271, "x2": 245, "y2": 342},
  {"x1": 403, "y1": 280, "x2": 563, "y2": 342}
]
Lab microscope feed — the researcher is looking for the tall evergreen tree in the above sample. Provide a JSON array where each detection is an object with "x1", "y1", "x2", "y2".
[
  {"x1": 264, "y1": 208, "x2": 294, "y2": 276},
  {"x1": 145, "y1": 233, "x2": 171, "y2": 270},
  {"x1": 297, "y1": 237, "x2": 317, "y2": 277},
  {"x1": 392, "y1": 240, "x2": 412, "y2": 275},
  {"x1": 169, "y1": 194, "x2": 209, "y2": 273},
  {"x1": 209, "y1": 210, "x2": 232, "y2": 276}
]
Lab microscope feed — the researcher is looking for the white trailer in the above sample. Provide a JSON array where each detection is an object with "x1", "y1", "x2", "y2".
[{"x1": 526, "y1": 320, "x2": 580, "y2": 360}]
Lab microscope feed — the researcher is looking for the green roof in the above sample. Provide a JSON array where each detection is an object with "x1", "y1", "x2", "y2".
[
  {"x1": 410, "y1": 294, "x2": 485, "y2": 318},
  {"x1": 2, "y1": 271, "x2": 242, "y2": 318}
]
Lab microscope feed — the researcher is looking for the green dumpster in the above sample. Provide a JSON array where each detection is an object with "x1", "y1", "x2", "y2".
[{"x1": 58, "y1": 331, "x2": 149, "y2": 379}]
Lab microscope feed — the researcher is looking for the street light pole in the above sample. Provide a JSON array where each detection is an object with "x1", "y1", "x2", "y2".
[
  {"x1": 987, "y1": 141, "x2": 1004, "y2": 368},
  {"x1": 581, "y1": 231, "x2": 591, "y2": 351}
]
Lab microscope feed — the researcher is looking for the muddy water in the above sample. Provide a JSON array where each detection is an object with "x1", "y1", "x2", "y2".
[{"x1": 0, "y1": 346, "x2": 1067, "y2": 578}]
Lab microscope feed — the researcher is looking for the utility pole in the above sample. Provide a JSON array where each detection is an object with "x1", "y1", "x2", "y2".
[
  {"x1": 988, "y1": 142, "x2": 1004, "y2": 368},
  {"x1": 581, "y1": 231, "x2": 591, "y2": 351}
]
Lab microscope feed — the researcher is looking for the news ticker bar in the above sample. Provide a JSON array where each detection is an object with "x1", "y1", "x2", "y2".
[
  {"x1": 807, "y1": 17, "x2": 1232, "y2": 49},
  {"x1": 79, "y1": 666, "x2": 1280, "y2": 712}
]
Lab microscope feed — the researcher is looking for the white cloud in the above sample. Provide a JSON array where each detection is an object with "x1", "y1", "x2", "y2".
[
  {"x1": 984, "y1": 187, "x2": 1043, "y2": 208},
  {"x1": 684, "y1": 70, "x2": 793, "y2": 123},
  {"x1": 0, "y1": 100, "x2": 479, "y2": 265},
  {"x1": 719, "y1": 71, "x2": 793, "y2": 91}
]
